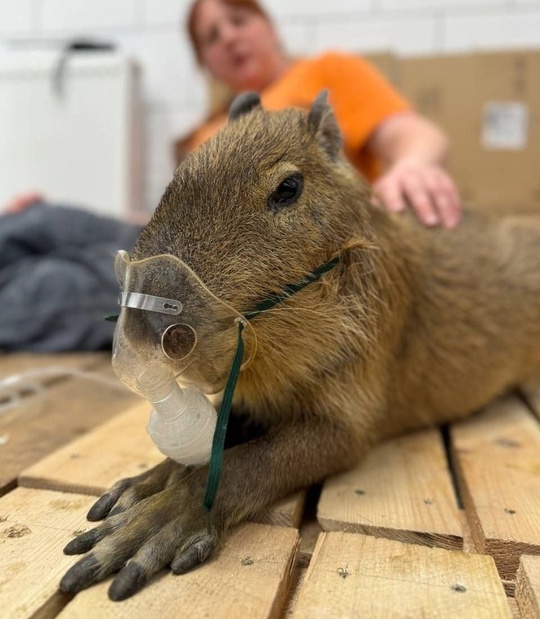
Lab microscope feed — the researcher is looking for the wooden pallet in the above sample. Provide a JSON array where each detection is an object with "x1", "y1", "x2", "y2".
[{"x1": 2, "y1": 352, "x2": 540, "y2": 617}]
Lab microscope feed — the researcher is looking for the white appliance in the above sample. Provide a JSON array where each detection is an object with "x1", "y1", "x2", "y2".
[{"x1": 0, "y1": 49, "x2": 143, "y2": 219}]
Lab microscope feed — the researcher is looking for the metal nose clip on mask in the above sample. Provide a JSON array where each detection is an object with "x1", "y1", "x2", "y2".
[{"x1": 112, "y1": 250, "x2": 255, "y2": 466}]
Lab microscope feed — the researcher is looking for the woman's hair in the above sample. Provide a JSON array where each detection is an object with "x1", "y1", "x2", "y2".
[{"x1": 186, "y1": 0, "x2": 270, "y2": 64}]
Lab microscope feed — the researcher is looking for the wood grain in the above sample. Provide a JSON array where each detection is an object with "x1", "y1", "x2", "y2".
[
  {"x1": 253, "y1": 490, "x2": 306, "y2": 529},
  {"x1": 318, "y1": 427, "x2": 463, "y2": 550},
  {"x1": 290, "y1": 531, "x2": 511, "y2": 618},
  {"x1": 0, "y1": 487, "x2": 96, "y2": 619},
  {"x1": 516, "y1": 555, "x2": 540, "y2": 619},
  {"x1": 19, "y1": 402, "x2": 162, "y2": 495},
  {"x1": 450, "y1": 395, "x2": 540, "y2": 580}
]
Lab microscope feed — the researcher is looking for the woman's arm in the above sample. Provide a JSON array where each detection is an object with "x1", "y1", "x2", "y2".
[{"x1": 367, "y1": 111, "x2": 462, "y2": 228}]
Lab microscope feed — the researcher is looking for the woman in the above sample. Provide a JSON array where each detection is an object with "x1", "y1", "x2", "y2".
[{"x1": 180, "y1": 0, "x2": 461, "y2": 228}]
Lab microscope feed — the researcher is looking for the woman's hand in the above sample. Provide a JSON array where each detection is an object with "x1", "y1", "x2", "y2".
[
  {"x1": 367, "y1": 113, "x2": 462, "y2": 229},
  {"x1": 3, "y1": 191, "x2": 45, "y2": 214},
  {"x1": 372, "y1": 157, "x2": 461, "y2": 229}
]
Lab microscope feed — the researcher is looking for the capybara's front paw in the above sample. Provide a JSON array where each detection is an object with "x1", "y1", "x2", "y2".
[
  {"x1": 60, "y1": 474, "x2": 218, "y2": 600},
  {"x1": 86, "y1": 458, "x2": 191, "y2": 522}
]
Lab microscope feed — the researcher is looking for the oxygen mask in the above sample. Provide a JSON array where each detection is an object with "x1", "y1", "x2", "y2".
[{"x1": 112, "y1": 250, "x2": 255, "y2": 465}]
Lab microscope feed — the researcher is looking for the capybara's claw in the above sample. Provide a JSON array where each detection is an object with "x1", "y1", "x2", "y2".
[
  {"x1": 108, "y1": 562, "x2": 147, "y2": 601},
  {"x1": 170, "y1": 534, "x2": 216, "y2": 574},
  {"x1": 87, "y1": 491, "x2": 122, "y2": 521},
  {"x1": 63, "y1": 528, "x2": 102, "y2": 555},
  {"x1": 105, "y1": 534, "x2": 218, "y2": 601},
  {"x1": 59, "y1": 553, "x2": 105, "y2": 594}
]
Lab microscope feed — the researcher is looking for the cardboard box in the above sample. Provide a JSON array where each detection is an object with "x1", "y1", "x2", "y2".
[
  {"x1": 365, "y1": 51, "x2": 401, "y2": 88},
  {"x1": 399, "y1": 49, "x2": 540, "y2": 214}
]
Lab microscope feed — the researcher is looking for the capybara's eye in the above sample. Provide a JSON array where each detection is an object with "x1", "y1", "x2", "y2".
[{"x1": 267, "y1": 174, "x2": 304, "y2": 211}]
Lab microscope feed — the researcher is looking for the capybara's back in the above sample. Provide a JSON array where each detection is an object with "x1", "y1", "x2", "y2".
[{"x1": 376, "y1": 207, "x2": 540, "y2": 437}]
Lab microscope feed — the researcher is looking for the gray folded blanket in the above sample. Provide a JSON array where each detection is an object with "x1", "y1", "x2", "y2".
[{"x1": 0, "y1": 202, "x2": 142, "y2": 351}]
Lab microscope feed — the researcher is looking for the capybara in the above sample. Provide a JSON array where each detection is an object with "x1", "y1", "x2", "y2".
[{"x1": 60, "y1": 91, "x2": 540, "y2": 601}]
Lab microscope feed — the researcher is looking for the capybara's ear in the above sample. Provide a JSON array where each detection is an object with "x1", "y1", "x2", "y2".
[
  {"x1": 307, "y1": 90, "x2": 343, "y2": 161},
  {"x1": 229, "y1": 92, "x2": 261, "y2": 121}
]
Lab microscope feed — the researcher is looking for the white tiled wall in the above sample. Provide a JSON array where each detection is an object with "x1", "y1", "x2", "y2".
[
  {"x1": 41, "y1": 0, "x2": 140, "y2": 31},
  {"x1": 1, "y1": 0, "x2": 539, "y2": 212}
]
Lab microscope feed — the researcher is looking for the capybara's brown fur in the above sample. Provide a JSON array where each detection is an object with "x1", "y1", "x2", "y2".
[{"x1": 60, "y1": 92, "x2": 540, "y2": 601}]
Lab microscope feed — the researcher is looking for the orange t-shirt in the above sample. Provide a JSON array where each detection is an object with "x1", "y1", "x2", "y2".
[{"x1": 185, "y1": 51, "x2": 411, "y2": 181}]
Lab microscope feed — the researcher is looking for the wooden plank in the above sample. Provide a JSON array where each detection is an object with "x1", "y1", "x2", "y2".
[
  {"x1": 450, "y1": 396, "x2": 540, "y2": 581},
  {"x1": 0, "y1": 352, "x2": 112, "y2": 419},
  {"x1": 290, "y1": 531, "x2": 512, "y2": 618},
  {"x1": 57, "y1": 523, "x2": 299, "y2": 619},
  {"x1": 253, "y1": 490, "x2": 306, "y2": 529},
  {"x1": 20, "y1": 402, "x2": 306, "y2": 527},
  {"x1": 0, "y1": 360, "x2": 139, "y2": 495},
  {"x1": 19, "y1": 402, "x2": 163, "y2": 496},
  {"x1": 317, "y1": 428, "x2": 463, "y2": 550},
  {"x1": 0, "y1": 351, "x2": 109, "y2": 379},
  {"x1": 508, "y1": 597, "x2": 522, "y2": 619},
  {"x1": 0, "y1": 487, "x2": 96, "y2": 619},
  {"x1": 516, "y1": 555, "x2": 540, "y2": 619}
]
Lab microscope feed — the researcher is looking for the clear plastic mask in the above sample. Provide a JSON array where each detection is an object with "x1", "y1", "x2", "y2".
[{"x1": 112, "y1": 250, "x2": 256, "y2": 396}]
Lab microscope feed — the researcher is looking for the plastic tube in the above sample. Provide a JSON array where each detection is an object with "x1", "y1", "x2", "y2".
[{"x1": 138, "y1": 366, "x2": 217, "y2": 466}]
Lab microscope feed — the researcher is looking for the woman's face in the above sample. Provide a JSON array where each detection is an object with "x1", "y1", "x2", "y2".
[{"x1": 194, "y1": 0, "x2": 286, "y2": 92}]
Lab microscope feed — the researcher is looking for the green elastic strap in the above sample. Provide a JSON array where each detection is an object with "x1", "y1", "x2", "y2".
[
  {"x1": 244, "y1": 255, "x2": 341, "y2": 320},
  {"x1": 203, "y1": 319, "x2": 244, "y2": 513},
  {"x1": 202, "y1": 253, "x2": 341, "y2": 516}
]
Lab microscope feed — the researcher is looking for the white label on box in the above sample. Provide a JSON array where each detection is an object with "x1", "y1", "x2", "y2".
[{"x1": 482, "y1": 102, "x2": 529, "y2": 150}]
